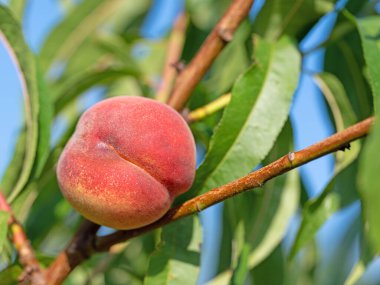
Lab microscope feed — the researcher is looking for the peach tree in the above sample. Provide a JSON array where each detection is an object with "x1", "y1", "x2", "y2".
[{"x1": 0, "y1": 0, "x2": 380, "y2": 284}]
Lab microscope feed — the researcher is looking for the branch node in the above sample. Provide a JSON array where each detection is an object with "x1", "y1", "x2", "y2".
[
  {"x1": 171, "y1": 61, "x2": 186, "y2": 73},
  {"x1": 339, "y1": 143, "x2": 351, "y2": 152},
  {"x1": 287, "y1": 152, "x2": 295, "y2": 164},
  {"x1": 218, "y1": 28, "x2": 234, "y2": 42},
  {"x1": 195, "y1": 202, "x2": 202, "y2": 213}
]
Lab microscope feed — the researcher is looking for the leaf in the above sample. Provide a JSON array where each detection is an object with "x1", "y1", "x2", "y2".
[
  {"x1": 204, "y1": 21, "x2": 250, "y2": 95},
  {"x1": 209, "y1": 122, "x2": 299, "y2": 284},
  {"x1": 325, "y1": 15, "x2": 372, "y2": 119},
  {"x1": 289, "y1": 72, "x2": 360, "y2": 259},
  {"x1": 356, "y1": 16, "x2": 380, "y2": 100},
  {"x1": 0, "y1": 211, "x2": 10, "y2": 251},
  {"x1": 251, "y1": 245, "x2": 285, "y2": 285},
  {"x1": 179, "y1": 36, "x2": 300, "y2": 204},
  {"x1": 253, "y1": 0, "x2": 335, "y2": 40},
  {"x1": 289, "y1": 157, "x2": 360, "y2": 260},
  {"x1": 0, "y1": 265, "x2": 22, "y2": 285},
  {"x1": 144, "y1": 216, "x2": 201, "y2": 285},
  {"x1": 343, "y1": 260, "x2": 365, "y2": 285},
  {"x1": 1, "y1": 131, "x2": 26, "y2": 195},
  {"x1": 230, "y1": 243, "x2": 251, "y2": 285},
  {"x1": 32, "y1": 64, "x2": 53, "y2": 178},
  {"x1": 0, "y1": 6, "x2": 40, "y2": 202},
  {"x1": 53, "y1": 66, "x2": 140, "y2": 113},
  {"x1": 39, "y1": 0, "x2": 126, "y2": 71},
  {"x1": 357, "y1": 15, "x2": 380, "y2": 253},
  {"x1": 52, "y1": 0, "x2": 149, "y2": 81},
  {"x1": 9, "y1": 0, "x2": 27, "y2": 22},
  {"x1": 314, "y1": 72, "x2": 356, "y2": 131},
  {"x1": 247, "y1": 168, "x2": 299, "y2": 268}
]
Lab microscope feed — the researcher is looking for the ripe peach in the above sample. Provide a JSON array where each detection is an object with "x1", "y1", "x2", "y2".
[{"x1": 57, "y1": 96, "x2": 196, "y2": 229}]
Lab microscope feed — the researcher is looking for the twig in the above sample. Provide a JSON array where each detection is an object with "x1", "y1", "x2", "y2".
[
  {"x1": 45, "y1": 220, "x2": 100, "y2": 285},
  {"x1": 186, "y1": 93, "x2": 231, "y2": 123},
  {"x1": 45, "y1": 117, "x2": 374, "y2": 284},
  {"x1": 0, "y1": 191, "x2": 45, "y2": 285},
  {"x1": 167, "y1": 0, "x2": 254, "y2": 111},
  {"x1": 156, "y1": 13, "x2": 188, "y2": 103}
]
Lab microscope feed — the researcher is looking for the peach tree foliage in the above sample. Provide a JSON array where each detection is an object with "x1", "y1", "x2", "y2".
[{"x1": 0, "y1": 0, "x2": 379, "y2": 284}]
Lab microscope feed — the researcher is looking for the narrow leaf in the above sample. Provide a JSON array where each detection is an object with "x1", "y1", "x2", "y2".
[
  {"x1": 0, "y1": 6, "x2": 40, "y2": 202},
  {"x1": 39, "y1": 0, "x2": 125, "y2": 71},
  {"x1": 325, "y1": 18, "x2": 372, "y2": 119},
  {"x1": 180, "y1": 36, "x2": 300, "y2": 203},
  {"x1": 9, "y1": 0, "x2": 27, "y2": 22},
  {"x1": 0, "y1": 211, "x2": 10, "y2": 251},
  {"x1": 356, "y1": 16, "x2": 380, "y2": 100},
  {"x1": 248, "y1": 169, "x2": 299, "y2": 268},
  {"x1": 53, "y1": 67, "x2": 140, "y2": 113},
  {"x1": 314, "y1": 72, "x2": 356, "y2": 131},
  {"x1": 289, "y1": 73, "x2": 359, "y2": 259},
  {"x1": 144, "y1": 217, "x2": 201, "y2": 285},
  {"x1": 357, "y1": 15, "x2": 380, "y2": 252}
]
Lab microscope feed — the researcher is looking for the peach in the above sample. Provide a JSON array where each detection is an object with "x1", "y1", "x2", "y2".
[{"x1": 57, "y1": 96, "x2": 196, "y2": 229}]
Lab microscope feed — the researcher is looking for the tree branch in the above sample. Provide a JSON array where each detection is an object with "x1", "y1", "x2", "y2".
[
  {"x1": 45, "y1": 116, "x2": 374, "y2": 284},
  {"x1": 0, "y1": 191, "x2": 44, "y2": 285},
  {"x1": 156, "y1": 13, "x2": 188, "y2": 103},
  {"x1": 167, "y1": 0, "x2": 254, "y2": 111}
]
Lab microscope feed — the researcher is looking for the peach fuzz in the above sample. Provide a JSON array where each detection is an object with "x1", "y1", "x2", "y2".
[{"x1": 57, "y1": 96, "x2": 196, "y2": 230}]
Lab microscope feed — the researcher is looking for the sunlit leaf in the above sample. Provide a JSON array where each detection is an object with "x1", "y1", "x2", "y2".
[
  {"x1": 0, "y1": 6, "x2": 40, "y2": 202},
  {"x1": 179, "y1": 36, "x2": 300, "y2": 203},
  {"x1": 314, "y1": 72, "x2": 356, "y2": 131},
  {"x1": 289, "y1": 72, "x2": 359, "y2": 259},
  {"x1": 0, "y1": 211, "x2": 10, "y2": 251},
  {"x1": 39, "y1": 0, "x2": 126, "y2": 72},
  {"x1": 9, "y1": 0, "x2": 26, "y2": 22},
  {"x1": 53, "y1": 66, "x2": 140, "y2": 113},
  {"x1": 144, "y1": 217, "x2": 201, "y2": 285}
]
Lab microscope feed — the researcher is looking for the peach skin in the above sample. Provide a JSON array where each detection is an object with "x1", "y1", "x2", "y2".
[{"x1": 57, "y1": 96, "x2": 196, "y2": 229}]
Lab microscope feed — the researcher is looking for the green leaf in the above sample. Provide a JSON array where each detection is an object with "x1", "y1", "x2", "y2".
[
  {"x1": 53, "y1": 66, "x2": 140, "y2": 113},
  {"x1": 344, "y1": 260, "x2": 365, "y2": 285},
  {"x1": 251, "y1": 245, "x2": 285, "y2": 285},
  {"x1": 231, "y1": 243, "x2": 251, "y2": 285},
  {"x1": 289, "y1": 72, "x2": 359, "y2": 259},
  {"x1": 1, "y1": 131, "x2": 26, "y2": 195},
  {"x1": 144, "y1": 216, "x2": 201, "y2": 285},
  {"x1": 180, "y1": 36, "x2": 300, "y2": 203},
  {"x1": 0, "y1": 265, "x2": 23, "y2": 285},
  {"x1": 0, "y1": 211, "x2": 10, "y2": 251},
  {"x1": 247, "y1": 168, "x2": 300, "y2": 268},
  {"x1": 204, "y1": 21, "x2": 250, "y2": 95},
  {"x1": 0, "y1": 6, "x2": 40, "y2": 202},
  {"x1": 314, "y1": 72, "x2": 357, "y2": 131},
  {"x1": 52, "y1": 0, "x2": 149, "y2": 81},
  {"x1": 356, "y1": 16, "x2": 380, "y2": 100},
  {"x1": 253, "y1": 0, "x2": 335, "y2": 40},
  {"x1": 39, "y1": 0, "x2": 126, "y2": 71},
  {"x1": 357, "y1": 15, "x2": 380, "y2": 253},
  {"x1": 325, "y1": 15, "x2": 372, "y2": 119},
  {"x1": 32, "y1": 64, "x2": 53, "y2": 178},
  {"x1": 211, "y1": 122, "x2": 299, "y2": 284},
  {"x1": 289, "y1": 156, "x2": 360, "y2": 260},
  {"x1": 9, "y1": 0, "x2": 27, "y2": 22}
]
